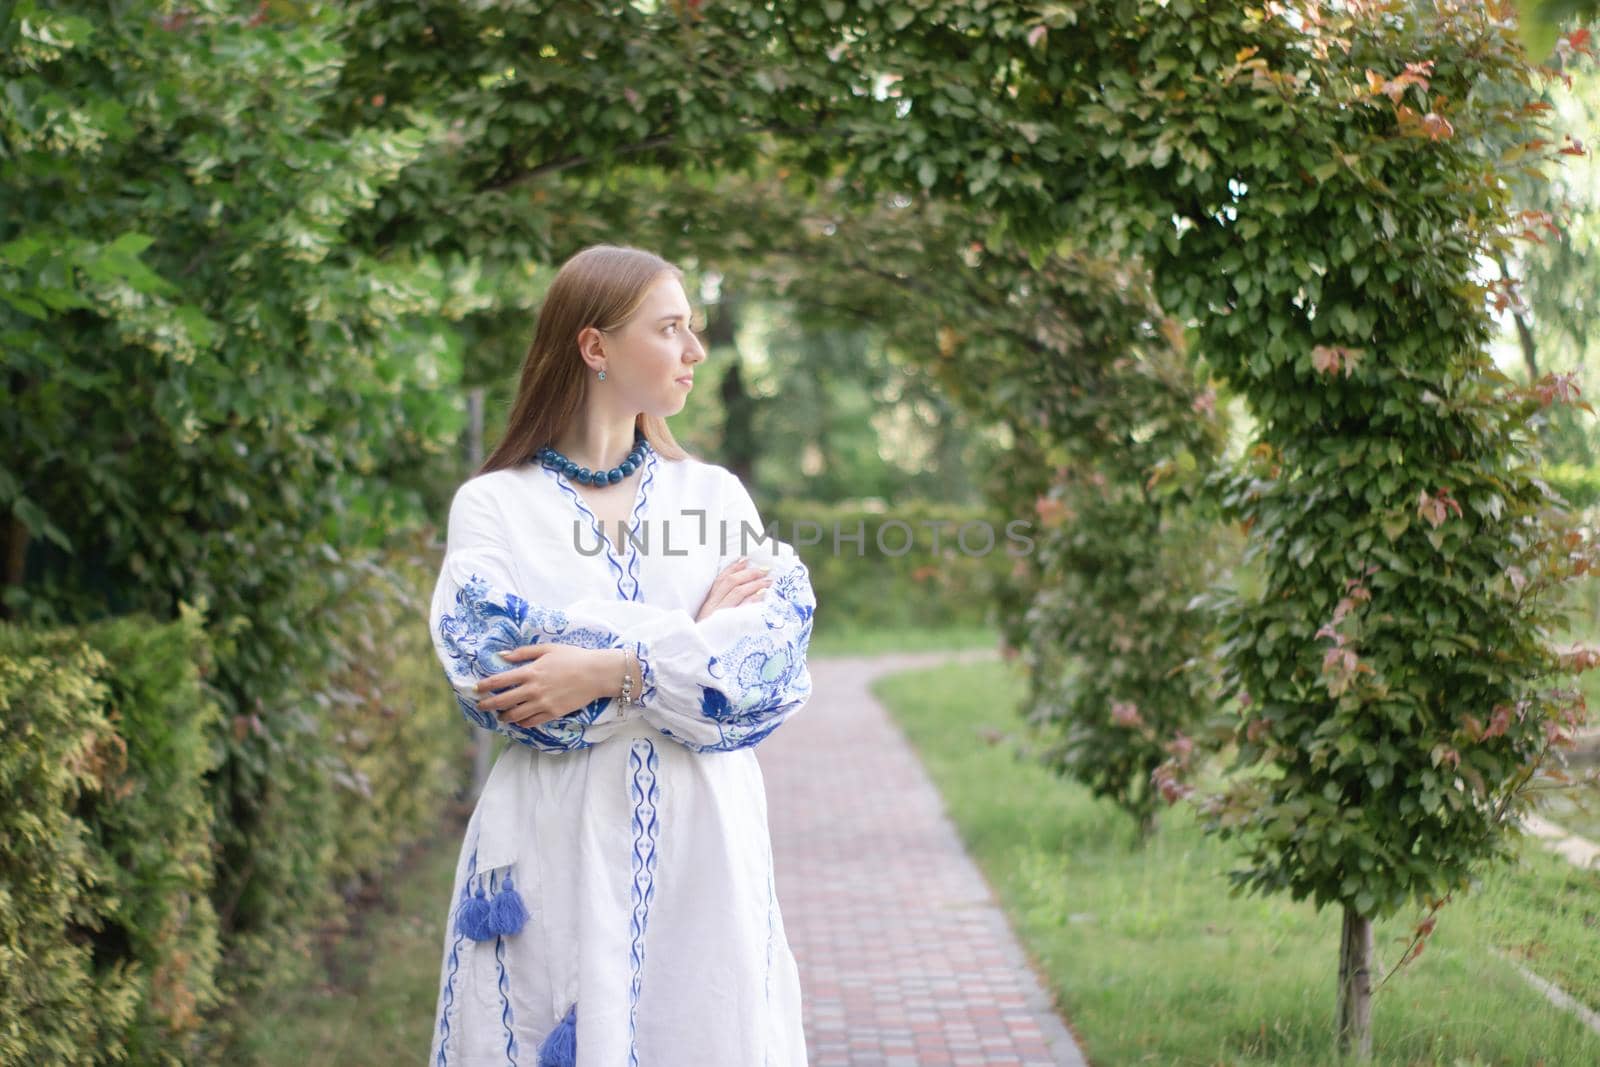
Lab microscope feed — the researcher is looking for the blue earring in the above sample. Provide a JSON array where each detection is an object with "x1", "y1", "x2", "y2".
[{"x1": 597, "y1": 369, "x2": 606, "y2": 381}]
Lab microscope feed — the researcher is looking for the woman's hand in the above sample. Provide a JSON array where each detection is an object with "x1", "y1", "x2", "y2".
[
  {"x1": 695, "y1": 557, "x2": 774, "y2": 622},
  {"x1": 474, "y1": 644, "x2": 614, "y2": 729}
]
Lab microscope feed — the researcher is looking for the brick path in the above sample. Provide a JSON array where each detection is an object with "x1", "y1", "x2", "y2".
[{"x1": 759, "y1": 652, "x2": 1090, "y2": 1067}]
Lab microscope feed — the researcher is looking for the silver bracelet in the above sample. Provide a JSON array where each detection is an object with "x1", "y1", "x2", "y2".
[{"x1": 619, "y1": 646, "x2": 635, "y2": 706}]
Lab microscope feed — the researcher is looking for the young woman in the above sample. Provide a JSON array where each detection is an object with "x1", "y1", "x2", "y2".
[{"x1": 426, "y1": 244, "x2": 816, "y2": 1066}]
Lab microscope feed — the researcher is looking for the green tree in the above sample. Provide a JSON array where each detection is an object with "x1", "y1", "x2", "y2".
[{"x1": 1, "y1": 0, "x2": 468, "y2": 991}]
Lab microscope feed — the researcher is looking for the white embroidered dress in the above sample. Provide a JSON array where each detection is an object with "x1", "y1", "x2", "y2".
[{"x1": 426, "y1": 449, "x2": 815, "y2": 1067}]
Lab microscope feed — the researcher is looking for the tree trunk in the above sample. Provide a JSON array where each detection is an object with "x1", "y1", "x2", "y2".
[
  {"x1": 2, "y1": 513, "x2": 27, "y2": 621},
  {"x1": 707, "y1": 291, "x2": 759, "y2": 486},
  {"x1": 1512, "y1": 310, "x2": 1538, "y2": 385},
  {"x1": 1494, "y1": 252, "x2": 1538, "y2": 382},
  {"x1": 1336, "y1": 906, "x2": 1374, "y2": 1060}
]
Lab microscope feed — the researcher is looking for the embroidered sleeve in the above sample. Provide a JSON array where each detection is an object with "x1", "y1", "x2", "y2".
[
  {"x1": 428, "y1": 479, "x2": 644, "y2": 753},
  {"x1": 562, "y1": 470, "x2": 816, "y2": 753}
]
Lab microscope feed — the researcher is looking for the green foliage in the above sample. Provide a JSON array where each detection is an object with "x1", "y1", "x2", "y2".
[
  {"x1": 6, "y1": 0, "x2": 1595, "y2": 1056},
  {"x1": 0, "y1": 626, "x2": 135, "y2": 1062},
  {"x1": 1021, "y1": 456, "x2": 1241, "y2": 829},
  {"x1": 768, "y1": 497, "x2": 1011, "y2": 630},
  {"x1": 1116, "y1": 2, "x2": 1598, "y2": 922},
  {"x1": 317, "y1": 535, "x2": 467, "y2": 891},
  {"x1": 201, "y1": 534, "x2": 467, "y2": 1050},
  {"x1": 935, "y1": 251, "x2": 1231, "y2": 832},
  {"x1": 1510, "y1": 50, "x2": 1600, "y2": 464},
  {"x1": 0, "y1": 0, "x2": 479, "y2": 1005},
  {"x1": 751, "y1": 320, "x2": 994, "y2": 506},
  {"x1": 0, "y1": 606, "x2": 222, "y2": 1064},
  {"x1": 680, "y1": 185, "x2": 1232, "y2": 828},
  {"x1": 1515, "y1": 1, "x2": 1597, "y2": 62},
  {"x1": 1541, "y1": 460, "x2": 1600, "y2": 509}
]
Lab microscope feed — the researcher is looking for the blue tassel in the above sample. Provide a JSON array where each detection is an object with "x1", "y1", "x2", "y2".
[
  {"x1": 489, "y1": 875, "x2": 529, "y2": 936},
  {"x1": 456, "y1": 881, "x2": 494, "y2": 941},
  {"x1": 537, "y1": 1001, "x2": 577, "y2": 1067}
]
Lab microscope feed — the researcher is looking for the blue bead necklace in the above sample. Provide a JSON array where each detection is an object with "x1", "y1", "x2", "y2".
[{"x1": 537, "y1": 428, "x2": 652, "y2": 487}]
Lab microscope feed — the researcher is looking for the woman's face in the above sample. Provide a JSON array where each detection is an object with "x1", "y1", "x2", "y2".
[{"x1": 594, "y1": 273, "x2": 707, "y2": 417}]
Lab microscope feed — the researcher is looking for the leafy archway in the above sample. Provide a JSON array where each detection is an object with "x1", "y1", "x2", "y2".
[{"x1": 5, "y1": 0, "x2": 1594, "y2": 1057}]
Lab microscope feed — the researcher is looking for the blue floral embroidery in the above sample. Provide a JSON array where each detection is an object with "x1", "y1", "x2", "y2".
[
  {"x1": 619, "y1": 454, "x2": 657, "y2": 600},
  {"x1": 769, "y1": 565, "x2": 817, "y2": 627},
  {"x1": 677, "y1": 561, "x2": 817, "y2": 753},
  {"x1": 702, "y1": 638, "x2": 805, "y2": 720},
  {"x1": 629, "y1": 638, "x2": 658, "y2": 706},
  {"x1": 493, "y1": 874, "x2": 520, "y2": 1065},
  {"x1": 437, "y1": 573, "x2": 626, "y2": 751},
  {"x1": 435, "y1": 844, "x2": 478, "y2": 1065},
  {"x1": 626, "y1": 738, "x2": 661, "y2": 1067},
  {"x1": 699, "y1": 686, "x2": 734, "y2": 722}
]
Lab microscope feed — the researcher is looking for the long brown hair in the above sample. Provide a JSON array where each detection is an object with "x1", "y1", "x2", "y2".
[{"x1": 478, "y1": 244, "x2": 693, "y2": 476}]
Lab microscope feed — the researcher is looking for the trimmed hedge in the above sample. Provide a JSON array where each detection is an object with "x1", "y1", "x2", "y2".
[
  {"x1": 203, "y1": 535, "x2": 467, "y2": 1055},
  {"x1": 318, "y1": 541, "x2": 469, "y2": 893},
  {"x1": 0, "y1": 534, "x2": 469, "y2": 1063},
  {"x1": 1541, "y1": 462, "x2": 1600, "y2": 512},
  {"x1": 0, "y1": 605, "x2": 221, "y2": 1064},
  {"x1": 766, "y1": 498, "x2": 1015, "y2": 631}
]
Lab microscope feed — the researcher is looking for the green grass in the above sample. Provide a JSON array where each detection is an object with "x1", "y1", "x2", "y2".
[
  {"x1": 229, "y1": 803, "x2": 469, "y2": 1065},
  {"x1": 875, "y1": 657, "x2": 1600, "y2": 1066},
  {"x1": 808, "y1": 619, "x2": 1000, "y2": 657}
]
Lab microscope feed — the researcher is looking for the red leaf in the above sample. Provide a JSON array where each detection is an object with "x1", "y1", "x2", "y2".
[
  {"x1": 1420, "y1": 112, "x2": 1454, "y2": 140},
  {"x1": 1111, "y1": 700, "x2": 1143, "y2": 728},
  {"x1": 1483, "y1": 704, "x2": 1512, "y2": 740}
]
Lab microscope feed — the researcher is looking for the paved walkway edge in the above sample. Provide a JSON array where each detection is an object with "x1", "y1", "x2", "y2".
[
  {"x1": 866, "y1": 651, "x2": 1092, "y2": 1067},
  {"x1": 762, "y1": 649, "x2": 1091, "y2": 1067}
]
